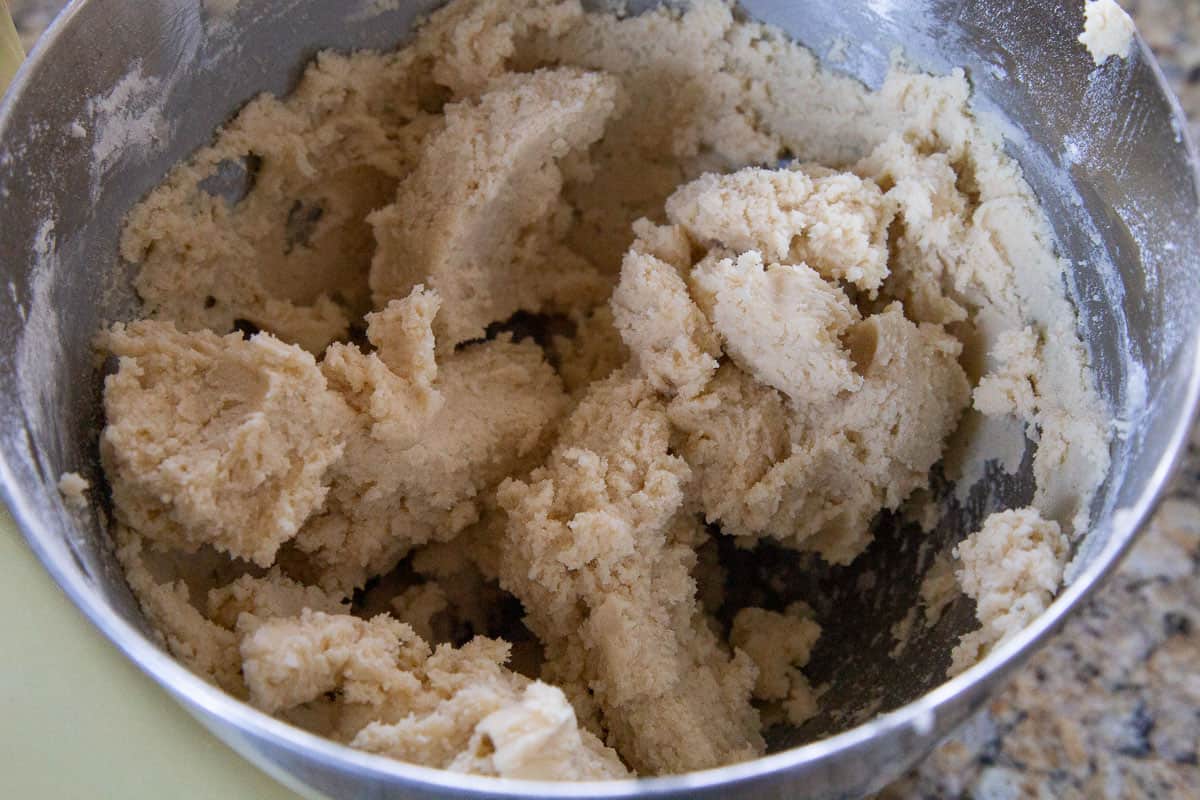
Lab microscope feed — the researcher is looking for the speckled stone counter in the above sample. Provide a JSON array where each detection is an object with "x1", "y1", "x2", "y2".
[{"x1": 7, "y1": 1, "x2": 1200, "y2": 798}]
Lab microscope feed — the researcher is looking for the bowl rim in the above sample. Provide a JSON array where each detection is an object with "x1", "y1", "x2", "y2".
[{"x1": 3, "y1": 2, "x2": 1200, "y2": 797}]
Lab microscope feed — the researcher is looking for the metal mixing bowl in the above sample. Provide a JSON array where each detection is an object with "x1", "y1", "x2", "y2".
[{"x1": 2, "y1": 1, "x2": 1199, "y2": 797}]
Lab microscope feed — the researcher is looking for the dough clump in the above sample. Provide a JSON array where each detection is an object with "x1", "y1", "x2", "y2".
[
  {"x1": 1078, "y1": 0, "x2": 1136, "y2": 65},
  {"x1": 98, "y1": 0, "x2": 1109, "y2": 780},
  {"x1": 949, "y1": 508, "x2": 1068, "y2": 675}
]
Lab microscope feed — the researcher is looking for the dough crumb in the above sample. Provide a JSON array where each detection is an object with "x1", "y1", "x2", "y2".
[
  {"x1": 57, "y1": 472, "x2": 91, "y2": 509},
  {"x1": 889, "y1": 606, "x2": 919, "y2": 660},
  {"x1": 731, "y1": 604, "x2": 822, "y2": 726},
  {"x1": 949, "y1": 508, "x2": 1068, "y2": 675},
  {"x1": 919, "y1": 551, "x2": 959, "y2": 627},
  {"x1": 1078, "y1": 0, "x2": 1136, "y2": 65}
]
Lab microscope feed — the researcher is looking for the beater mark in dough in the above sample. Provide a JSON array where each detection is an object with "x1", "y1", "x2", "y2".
[{"x1": 368, "y1": 68, "x2": 621, "y2": 348}]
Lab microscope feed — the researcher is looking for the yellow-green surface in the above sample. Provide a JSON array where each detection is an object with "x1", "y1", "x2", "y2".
[
  {"x1": 0, "y1": 504, "x2": 298, "y2": 798},
  {"x1": 1, "y1": 1, "x2": 22, "y2": 93}
]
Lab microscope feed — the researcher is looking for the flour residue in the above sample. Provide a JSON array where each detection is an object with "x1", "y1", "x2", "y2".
[
  {"x1": 350, "y1": 0, "x2": 404, "y2": 22},
  {"x1": 85, "y1": 63, "x2": 168, "y2": 201},
  {"x1": 16, "y1": 217, "x2": 65, "y2": 453},
  {"x1": 1112, "y1": 357, "x2": 1148, "y2": 440},
  {"x1": 204, "y1": 0, "x2": 241, "y2": 16},
  {"x1": 202, "y1": 0, "x2": 242, "y2": 35}
]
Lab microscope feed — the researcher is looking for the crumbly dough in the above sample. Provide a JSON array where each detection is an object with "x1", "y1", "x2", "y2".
[
  {"x1": 731, "y1": 605, "x2": 822, "y2": 726},
  {"x1": 290, "y1": 330, "x2": 568, "y2": 595},
  {"x1": 57, "y1": 472, "x2": 91, "y2": 509},
  {"x1": 667, "y1": 302, "x2": 970, "y2": 563},
  {"x1": 241, "y1": 610, "x2": 628, "y2": 779},
  {"x1": 665, "y1": 167, "x2": 892, "y2": 293},
  {"x1": 99, "y1": 321, "x2": 352, "y2": 567},
  {"x1": 1078, "y1": 0, "x2": 1136, "y2": 65},
  {"x1": 495, "y1": 372, "x2": 762, "y2": 773},
  {"x1": 949, "y1": 508, "x2": 1068, "y2": 675},
  {"x1": 973, "y1": 326, "x2": 1039, "y2": 419},
  {"x1": 99, "y1": 0, "x2": 1112, "y2": 780},
  {"x1": 691, "y1": 250, "x2": 862, "y2": 405},
  {"x1": 610, "y1": 249, "x2": 720, "y2": 398},
  {"x1": 368, "y1": 68, "x2": 620, "y2": 347}
]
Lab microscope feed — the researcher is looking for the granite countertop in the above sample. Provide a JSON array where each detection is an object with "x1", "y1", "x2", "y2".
[{"x1": 7, "y1": 1, "x2": 1200, "y2": 797}]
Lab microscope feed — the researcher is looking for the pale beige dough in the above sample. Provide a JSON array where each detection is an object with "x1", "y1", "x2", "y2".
[
  {"x1": 919, "y1": 551, "x2": 959, "y2": 627},
  {"x1": 691, "y1": 250, "x2": 862, "y2": 405},
  {"x1": 1078, "y1": 0, "x2": 1136, "y2": 65},
  {"x1": 549, "y1": 304, "x2": 628, "y2": 394},
  {"x1": 730, "y1": 605, "x2": 822, "y2": 726},
  {"x1": 100, "y1": 0, "x2": 1113, "y2": 781},
  {"x1": 610, "y1": 249, "x2": 720, "y2": 398},
  {"x1": 99, "y1": 321, "x2": 351, "y2": 567},
  {"x1": 665, "y1": 166, "x2": 893, "y2": 293},
  {"x1": 114, "y1": 529, "x2": 245, "y2": 695},
  {"x1": 57, "y1": 471, "x2": 91, "y2": 510},
  {"x1": 667, "y1": 304, "x2": 970, "y2": 564},
  {"x1": 495, "y1": 371, "x2": 762, "y2": 774},
  {"x1": 973, "y1": 326, "x2": 1039, "y2": 419},
  {"x1": 320, "y1": 286, "x2": 443, "y2": 447},
  {"x1": 949, "y1": 508, "x2": 1068, "y2": 675},
  {"x1": 291, "y1": 333, "x2": 568, "y2": 595},
  {"x1": 368, "y1": 67, "x2": 620, "y2": 348},
  {"x1": 241, "y1": 610, "x2": 627, "y2": 780}
]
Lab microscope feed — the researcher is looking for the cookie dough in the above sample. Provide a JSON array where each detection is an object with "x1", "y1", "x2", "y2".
[
  {"x1": 242, "y1": 610, "x2": 628, "y2": 779},
  {"x1": 731, "y1": 604, "x2": 822, "y2": 726},
  {"x1": 1079, "y1": 0, "x2": 1136, "y2": 65},
  {"x1": 949, "y1": 509, "x2": 1069, "y2": 675},
  {"x1": 57, "y1": 472, "x2": 91, "y2": 509},
  {"x1": 98, "y1": 0, "x2": 1111, "y2": 779}
]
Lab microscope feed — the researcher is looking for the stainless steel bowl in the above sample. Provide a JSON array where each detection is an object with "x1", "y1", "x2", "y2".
[{"x1": 2, "y1": 1, "x2": 1199, "y2": 798}]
